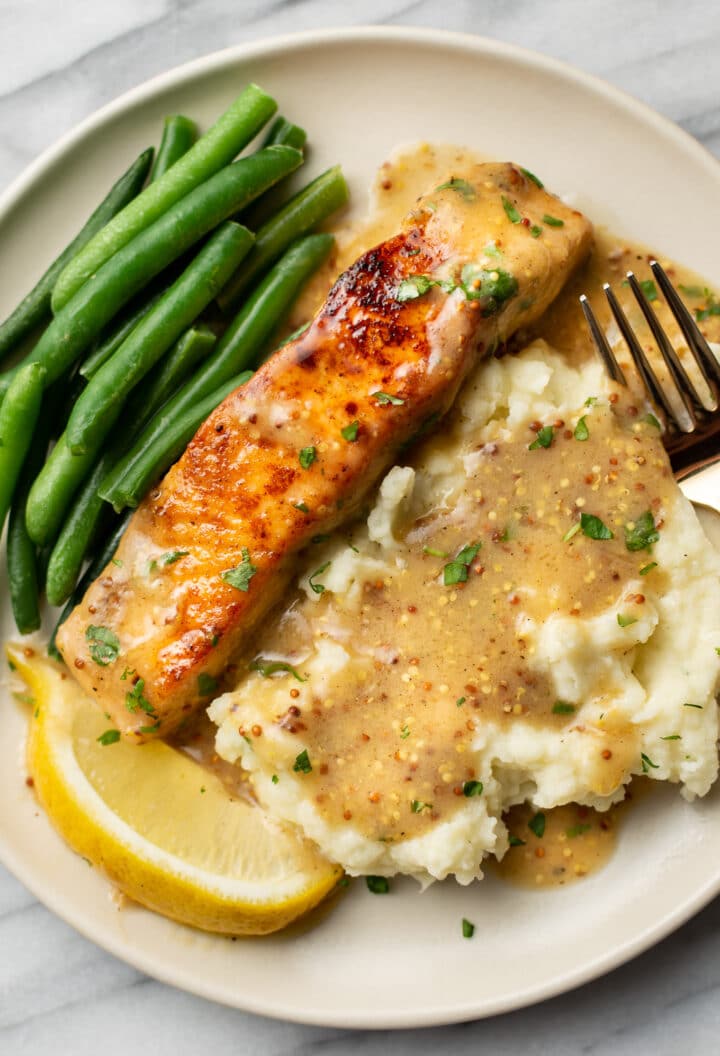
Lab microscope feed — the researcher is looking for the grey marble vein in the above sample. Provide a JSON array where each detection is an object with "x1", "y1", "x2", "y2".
[{"x1": 1, "y1": 0, "x2": 720, "y2": 1052}]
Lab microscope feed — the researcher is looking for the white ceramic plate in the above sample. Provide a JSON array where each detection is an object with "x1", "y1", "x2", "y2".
[{"x1": 1, "y1": 26, "x2": 719, "y2": 1030}]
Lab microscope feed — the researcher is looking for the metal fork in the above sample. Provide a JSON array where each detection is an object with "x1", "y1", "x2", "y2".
[{"x1": 580, "y1": 260, "x2": 720, "y2": 476}]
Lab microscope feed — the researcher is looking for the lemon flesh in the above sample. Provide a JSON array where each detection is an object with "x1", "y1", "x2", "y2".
[{"x1": 9, "y1": 645, "x2": 341, "y2": 935}]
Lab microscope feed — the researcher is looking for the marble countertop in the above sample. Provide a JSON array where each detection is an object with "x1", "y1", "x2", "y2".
[{"x1": 1, "y1": 1, "x2": 719, "y2": 1052}]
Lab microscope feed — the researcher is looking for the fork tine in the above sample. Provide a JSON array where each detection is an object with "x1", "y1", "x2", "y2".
[
  {"x1": 625, "y1": 270, "x2": 701, "y2": 427},
  {"x1": 578, "y1": 295, "x2": 626, "y2": 384},
  {"x1": 603, "y1": 282, "x2": 692, "y2": 433},
  {"x1": 650, "y1": 260, "x2": 720, "y2": 404}
]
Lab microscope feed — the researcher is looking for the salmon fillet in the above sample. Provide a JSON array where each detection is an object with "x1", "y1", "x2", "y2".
[{"x1": 57, "y1": 162, "x2": 593, "y2": 740}]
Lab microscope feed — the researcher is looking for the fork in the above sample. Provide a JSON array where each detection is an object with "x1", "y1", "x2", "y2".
[{"x1": 580, "y1": 260, "x2": 720, "y2": 477}]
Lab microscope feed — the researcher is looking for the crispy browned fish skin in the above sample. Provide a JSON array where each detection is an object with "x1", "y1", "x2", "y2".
[{"x1": 57, "y1": 162, "x2": 593, "y2": 739}]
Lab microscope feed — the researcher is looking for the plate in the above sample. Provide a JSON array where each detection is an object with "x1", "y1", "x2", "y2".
[{"x1": 1, "y1": 26, "x2": 719, "y2": 1029}]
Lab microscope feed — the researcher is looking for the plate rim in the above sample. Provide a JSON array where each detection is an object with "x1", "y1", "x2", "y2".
[{"x1": 1, "y1": 24, "x2": 719, "y2": 1029}]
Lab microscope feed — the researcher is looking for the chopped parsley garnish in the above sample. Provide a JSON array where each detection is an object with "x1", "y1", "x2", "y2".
[
  {"x1": 641, "y1": 752, "x2": 659, "y2": 773},
  {"x1": 562, "y1": 522, "x2": 581, "y2": 543},
  {"x1": 341, "y1": 420, "x2": 359, "y2": 442},
  {"x1": 574, "y1": 416, "x2": 589, "y2": 441},
  {"x1": 198, "y1": 673, "x2": 218, "y2": 696},
  {"x1": 443, "y1": 542, "x2": 481, "y2": 585},
  {"x1": 639, "y1": 562, "x2": 657, "y2": 576},
  {"x1": 528, "y1": 812, "x2": 546, "y2": 838},
  {"x1": 396, "y1": 274, "x2": 436, "y2": 301},
  {"x1": 520, "y1": 167, "x2": 544, "y2": 188},
  {"x1": 221, "y1": 547, "x2": 257, "y2": 591},
  {"x1": 462, "y1": 780, "x2": 483, "y2": 797},
  {"x1": 308, "y1": 561, "x2": 331, "y2": 594},
  {"x1": 642, "y1": 412, "x2": 662, "y2": 430},
  {"x1": 484, "y1": 241, "x2": 502, "y2": 258},
  {"x1": 542, "y1": 214, "x2": 564, "y2": 227},
  {"x1": 160, "y1": 550, "x2": 188, "y2": 565},
  {"x1": 566, "y1": 823, "x2": 591, "y2": 838},
  {"x1": 400, "y1": 724, "x2": 410, "y2": 739},
  {"x1": 661, "y1": 734, "x2": 681, "y2": 741},
  {"x1": 85, "y1": 625, "x2": 120, "y2": 667},
  {"x1": 456, "y1": 697, "x2": 466, "y2": 708},
  {"x1": 509, "y1": 835, "x2": 526, "y2": 847},
  {"x1": 529, "y1": 225, "x2": 543, "y2": 238},
  {"x1": 694, "y1": 291, "x2": 720, "y2": 322},
  {"x1": 580, "y1": 513, "x2": 614, "y2": 540},
  {"x1": 552, "y1": 701, "x2": 576, "y2": 715},
  {"x1": 311, "y1": 534, "x2": 330, "y2": 544},
  {"x1": 461, "y1": 263, "x2": 518, "y2": 315},
  {"x1": 299, "y1": 446, "x2": 317, "y2": 469},
  {"x1": 293, "y1": 749, "x2": 312, "y2": 774},
  {"x1": 624, "y1": 510, "x2": 659, "y2": 552},
  {"x1": 373, "y1": 391, "x2": 405, "y2": 406},
  {"x1": 639, "y1": 279, "x2": 658, "y2": 302},
  {"x1": 435, "y1": 177, "x2": 476, "y2": 200},
  {"x1": 97, "y1": 729, "x2": 120, "y2": 746},
  {"x1": 411, "y1": 799, "x2": 432, "y2": 813},
  {"x1": 125, "y1": 677, "x2": 154, "y2": 716},
  {"x1": 423, "y1": 546, "x2": 448, "y2": 558},
  {"x1": 139, "y1": 722, "x2": 160, "y2": 735},
  {"x1": 250, "y1": 658, "x2": 306, "y2": 682},
  {"x1": 617, "y1": 613, "x2": 638, "y2": 628},
  {"x1": 683, "y1": 702, "x2": 703, "y2": 709},
  {"x1": 120, "y1": 666, "x2": 134, "y2": 681},
  {"x1": 502, "y1": 195, "x2": 522, "y2": 223},
  {"x1": 210, "y1": 634, "x2": 219, "y2": 647},
  {"x1": 366, "y1": 876, "x2": 390, "y2": 894},
  {"x1": 462, "y1": 918, "x2": 475, "y2": 939},
  {"x1": 528, "y1": 425, "x2": 554, "y2": 450},
  {"x1": 271, "y1": 774, "x2": 279, "y2": 784},
  {"x1": 294, "y1": 501, "x2": 310, "y2": 513}
]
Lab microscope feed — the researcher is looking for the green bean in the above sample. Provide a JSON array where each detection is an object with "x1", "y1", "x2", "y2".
[
  {"x1": 218, "y1": 167, "x2": 347, "y2": 312},
  {"x1": 45, "y1": 327, "x2": 215, "y2": 602},
  {"x1": 262, "y1": 116, "x2": 307, "y2": 151},
  {"x1": 0, "y1": 363, "x2": 45, "y2": 532},
  {"x1": 103, "y1": 371, "x2": 254, "y2": 510},
  {"x1": 128, "y1": 325, "x2": 217, "y2": 433},
  {"x1": 66, "y1": 222, "x2": 253, "y2": 454},
  {"x1": 100, "y1": 233, "x2": 333, "y2": 511},
  {"x1": 48, "y1": 510, "x2": 133, "y2": 661},
  {"x1": 0, "y1": 149, "x2": 153, "y2": 367},
  {"x1": 25, "y1": 435, "x2": 94, "y2": 546},
  {"x1": 151, "y1": 115, "x2": 197, "y2": 182},
  {"x1": 45, "y1": 450, "x2": 116, "y2": 606},
  {"x1": 52, "y1": 84, "x2": 277, "y2": 310},
  {"x1": 80, "y1": 290, "x2": 162, "y2": 379},
  {"x1": 0, "y1": 146, "x2": 301, "y2": 403}
]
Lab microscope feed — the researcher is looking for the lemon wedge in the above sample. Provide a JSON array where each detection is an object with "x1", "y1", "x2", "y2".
[{"x1": 9, "y1": 644, "x2": 341, "y2": 935}]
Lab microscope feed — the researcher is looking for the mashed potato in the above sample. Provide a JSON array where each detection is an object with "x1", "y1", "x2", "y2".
[{"x1": 210, "y1": 342, "x2": 720, "y2": 886}]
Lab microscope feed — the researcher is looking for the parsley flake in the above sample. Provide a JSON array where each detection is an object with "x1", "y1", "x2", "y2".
[
  {"x1": 625, "y1": 511, "x2": 659, "y2": 552},
  {"x1": 509, "y1": 835, "x2": 526, "y2": 847},
  {"x1": 97, "y1": 729, "x2": 120, "y2": 746},
  {"x1": 639, "y1": 562, "x2": 657, "y2": 576},
  {"x1": 683, "y1": 702, "x2": 703, "y2": 709},
  {"x1": 642, "y1": 412, "x2": 662, "y2": 430},
  {"x1": 271, "y1": 774, "x2": 279, "y2": 784},
  {"x1": 341, "y1": 421, "x2": 359, "y2": 442},
  {"x1": 250, "y1": 658, "x2": 306, "y2": 682},
  {"x1": 299, "y1": 446, "x2": 317, "y2": 469},
  {"x1": 530, "y1": 224, "x2": 543, "y2": 238},
  {"x1": 617, "y1": 613, "x2": 638, "y2": 628},
  {"x1": 443, "y1": 542, "x2": 481, "y2": 585},
  {"x1": 528, "y1": 425, "x2": 554, "y2": 450},
  {"x1": 562, "y1": 522, "x2": 581, "y2": 543},
  {"x1": 456, "y1": 696, "x2": 466, "y2": 708},
  {"x1": 641, "y1": 752, "x2": 659, "y2": 773},
  {"x1": 198, "y1": 673, "x2": 218, "y2": 696},
  {"x1": 400, "y1": 724, "x2": 410, "y2": 739},
  {"x1": 580, "y1": 513, "x2": 614, "y2": 540},
  {"x1": 221, "y1": 547, "x2": 257, "y2": 591},
  {"x1": 366, "y1": 876, "x2": 390, "y2": 894},
  {"x1": 424, "y1": 546, "x2": 449, "y2": 558},
  {"x1": 461, "y1": 263, "x2": 518, "y2": 314},
  {"x1": 462, "y1": 780, "x2": 483, "y2": 797},
  {"x1": 502, "y1": 195, "x2": 522, "y2": 223},
  {"x1": 294, "y1": 501, "x2": 310, "y2": 513},
  {"x1": 542, "y1": 214, "x2": 564, "y2": 227},
  {"x1": 411, "y1": 799, "x2": 432, "y2": 813},
  {"x1": 552, "y1": 701, "x2": 576, "y2": 715},
  {"x1": 373, "y1": 391, "x2": 405, "y2": 406},
  {"x1": 125, "y1": 677, "x2": 154, "y2": 716},
  {"x1": 462, "y1": 918, "x2": 475, "y2": 939},
  {"x1": 435, "y1": 177, "x2": 476, "y2": 200},
  {"x1": 574, "y1": 416, "x2": 589, "y2": 441},
  {"x1": 396, "y1": 274, "x2": 435, "y2": 301},
  {"x1": 661, "y1": 734, "x2": 681, "y2": 741},
  {"x1": 293, "y1": 749, "x2": 312, "y2": 774},
  {"x1": 160, "y1": 550, "x2": 189, "y2": 566},
  {"x1": 566, "y1": 823, "x2": 591, "y2": 838},
  {"x1": 520, "y1": 167, "x2": 544, "y2": 188},
  {"x1": 308, "y1": 561, "x2": 331, "y2": 594},
  {"x1": 639, "y1": 279, "x2": 658, "y2": 302},
  {"x1": 85, "y1": 625, "x2": 120, "y2": 667},
  {"x1": 529, "y1": 812, "x2": 546, "y2": 838}
]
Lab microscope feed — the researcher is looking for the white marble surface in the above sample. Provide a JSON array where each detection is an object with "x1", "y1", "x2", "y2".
[{"x1": 1, "y1": 1, "x2": 720, "y2": 1051}]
